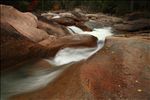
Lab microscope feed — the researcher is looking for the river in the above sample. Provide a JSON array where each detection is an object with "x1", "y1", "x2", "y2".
[{"x1": 1, "y1": 26, "x2": 113, "y2": 100}]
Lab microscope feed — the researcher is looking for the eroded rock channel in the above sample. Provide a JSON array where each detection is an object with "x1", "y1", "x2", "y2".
[{"x1": 1, "y1": 4, "x2": 150, "y2": 100}]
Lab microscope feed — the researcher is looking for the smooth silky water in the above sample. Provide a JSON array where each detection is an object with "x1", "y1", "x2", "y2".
[{"x1": 1, "y1": 26, "x2": 113, "y2": 100}]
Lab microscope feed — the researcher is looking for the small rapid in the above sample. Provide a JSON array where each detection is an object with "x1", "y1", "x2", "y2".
[
  {"x1": 1, "y1": 26, "x2": 113, "y2": 100},
  {"x1": 49, "y1": 26, "x2": 113, "y2": 66}
]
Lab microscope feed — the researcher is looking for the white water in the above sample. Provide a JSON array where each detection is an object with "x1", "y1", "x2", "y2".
[
  {"x1": 49, "y1": 26, "x2": 113, "y2": 66},
  {"x1": 1, "y1": 26, "x2": 113, "y2": 100},
  {"x1": 1, "y1": 60, "x2": 73, "y2": 100}
]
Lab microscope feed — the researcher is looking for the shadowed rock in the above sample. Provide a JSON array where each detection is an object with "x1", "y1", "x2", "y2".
[
  {"x1": 0, "y1": 5, "x2": 98, "y2": 70},
  {"x1": 0, "y1": 22, "x2": 47, "y2": 70}
]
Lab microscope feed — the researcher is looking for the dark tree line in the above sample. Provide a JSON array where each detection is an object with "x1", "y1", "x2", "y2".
[{"x1": 1, "y1": 0, "x2": 150, "y2": 15}]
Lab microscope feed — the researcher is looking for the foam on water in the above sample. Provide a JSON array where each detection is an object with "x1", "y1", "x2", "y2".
[
  {"x1": 50, "y1": 26, "x2": 113, "y2": 66},
  {"x1": 67, "y1": 26, "x2": 84, "y2": 34},
  {"x1": 1, "y1": 60, "x2": 73, "y2": 100}
]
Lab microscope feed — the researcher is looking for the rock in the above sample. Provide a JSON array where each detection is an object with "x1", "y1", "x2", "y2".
[
  {"x1": 71, "y1": 8, "x2": 88, "y2": 21},
  {"x1": 0, "y1": 4, "x2": 51, "y2": 69},
  {"x1": 10, "y1": 35, "x2": 150, "y2": 100},
  {"x1": 75, "y1": 22, "x2": 92, "y2": 31},
  {"x1": 41, "y1": 12, "x2": 77, "y2": 21},
  {"x1": 59, "y1": 12, "x2": 76, "y2": 18},
  {"x1": 1, "y1": 20, "x2": 96, "y2": 70},
  {"x1": 124, "y1": 12, "x2": 150, "y2": 21},
  {"x1": 41, "y1": 12, "x2": 57, "y2": 19},
  {"x1": 0, "y1": 5, "x2": 98, "y2": 71},
  {"x1": 0, "y1": 4, "x2": 49, "y2": 42},
  {"x1": 52, "y1": 17, "x2": 91, "y2": 31},
  {"x1": 80, "y1": 35, "x2": 150, "y2": 100},
  {"x1": 114, "y1": 19, "x2": 150, "y2": 32},
  {"x1": 40, "y1": 11, "x2": 91, "y2": 31},
  {"x1": 10, "y1": 61, "x2": 95, "y2": 100},
  {"x1": 37, "y1": 19, "x2": 70, "y2": 36},
  {"x1": 0, "y1": 22, "x2": 47, "y2": 70},
  {"x1": 84, "y1": 20, "x2": 105, "y2": 29},
  {"x1": 85, "y1": 14, "x2": 123, "y2": 29},
  {"x1": 52, "y1": 17, "x2": 76, "y2": 26},
  {"x1": 86, "y1": 14, "x2": 99, "y2": 19},
  {"x1": 39, "y1": 35, "x2": 98, "y2": 56}
]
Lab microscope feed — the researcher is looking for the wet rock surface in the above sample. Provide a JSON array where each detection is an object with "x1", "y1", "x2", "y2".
[
  {"x1": 0, "y1": 5, "x2": 97, "y2": 70},
  {"x1": 80, "y1": 35, "x2": 150, "y2": 100},
  {"x1": 1, "y1": 4, "x2": 150, "y2": 100},
  {"x1": 10, "y1": 35, "x2": 150, "y2": 100}
]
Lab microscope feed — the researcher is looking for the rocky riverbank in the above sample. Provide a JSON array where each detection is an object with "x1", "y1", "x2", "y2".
[{"x1": 1, "y1": 4, "x2": 150, "y2": 100}]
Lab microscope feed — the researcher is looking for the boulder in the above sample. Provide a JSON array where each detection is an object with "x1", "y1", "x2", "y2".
[
  {"x1": 37, "y1": 16, "x2": 71, "y2": 36},
  {"x1": 75, "y1": 22, "x2": 92, "y2": 31},
  {"x1": 39, "y1": 35, "x2": 98, "y2": 56},
  {"x1": 52, "y1": 17, "x2": 91, "y2": 31},
  {"x1": 0, "y1": 4, "x2": 49, "y2": 42},
  {"x1": 0, "y1": 22, "x2": 47, "y2": 70},
  {"x1": 52, "y1": 17, "x2": 76, "y2": 26},
  {"x1": 71, "y1": 8, "x2": 89, "y2": 21},
  {"x1": 41, "y1": 12, "x2": 57, "y2": 19},
  {"x1": 114, "y1": 19, "x2": 150, "y2": 32},
  {"x1": 85, "y1": 14, "x2": 123, "y2": 29},
  {"x1": 124, "y1": 11, "x2": 150, "y2": 21},
  {"x1": 84, "y1": 20, "x2": 105, "y2": 29},
  {"x1": 1, "y1": 21, "x2": 97, "y2": 70},
  {"x1": 0, "y1": 5, "x2": 98, "y2": 70},
  {"x1": 59, "y1": 12, "x2": 76, "y2": 18}
]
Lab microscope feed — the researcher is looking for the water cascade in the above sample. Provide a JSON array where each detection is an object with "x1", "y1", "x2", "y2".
[{"x1": 1, "y1": 26, "x2": 113, "y2": 100}]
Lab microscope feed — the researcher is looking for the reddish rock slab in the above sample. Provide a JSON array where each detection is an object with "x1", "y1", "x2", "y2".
[
  {"x1": 10, "y1": 35, "x2": 150, "y2": 100},
  {"x1": 80, "y1": 35, "x2": 150, "y2": 100}
]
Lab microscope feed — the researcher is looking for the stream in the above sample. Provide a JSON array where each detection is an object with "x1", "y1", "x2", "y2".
[{"x1": 1, "y1": 26, "x2": 113, "y2": 100}]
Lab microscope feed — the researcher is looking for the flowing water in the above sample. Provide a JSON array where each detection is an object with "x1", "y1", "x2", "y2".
[{"x1": 1, "y1": 26, "x2": 113, "y2": 100}]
